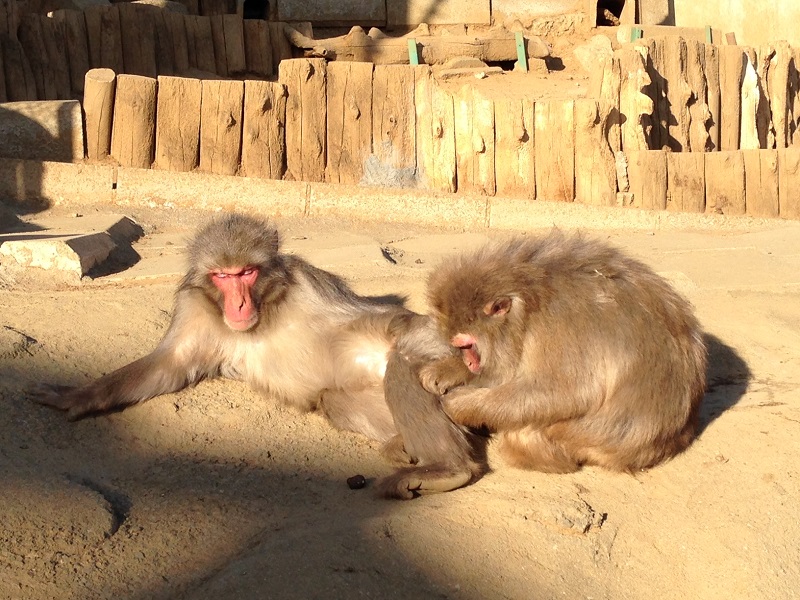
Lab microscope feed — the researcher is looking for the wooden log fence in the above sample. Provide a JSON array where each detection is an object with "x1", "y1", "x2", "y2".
[{"x1": 2, "y1": 8, "x2": 291, "y2": 100}]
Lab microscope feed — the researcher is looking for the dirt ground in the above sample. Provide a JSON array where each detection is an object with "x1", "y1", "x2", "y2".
[{"x1": 1, "y1": 203, "x2": 799, "y2": 600}]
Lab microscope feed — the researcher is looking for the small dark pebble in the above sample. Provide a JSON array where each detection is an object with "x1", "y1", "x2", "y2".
[{"x1": 347, "y1": 474, "x2": 367, "y2": 490}]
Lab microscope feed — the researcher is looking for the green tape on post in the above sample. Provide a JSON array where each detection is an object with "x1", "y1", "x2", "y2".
[
  {"x1": 515, "y1": 31, "x2": 528, "y2": 72},
  {"x1": 407, "y1": 38, "x2": 419, "y2": 65},
  {"x1": 705, "y1": 25, "x2": 713, "y2": 44},
  {"x1": 631, "y1": 27, "x2": 643, "y2": 42}
]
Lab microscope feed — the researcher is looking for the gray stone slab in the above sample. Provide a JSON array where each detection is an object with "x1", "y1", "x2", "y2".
[
  {"x1": 387, "y1": 0, "x2": 490, "y2": 26},
  {"x1": 277, "y1": 0, "x2": 385, "y2": 25},
  {"x1": 0, "y1": 214, "x2": 143, "y2": 278}
]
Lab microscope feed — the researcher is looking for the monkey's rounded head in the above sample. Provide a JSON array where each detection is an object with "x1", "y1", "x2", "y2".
[
  {"x1": 188, "y1": 213, "x2": 281, "y2": 275},
  {"x1": 426, "y1": 240, "x2": 543, "y2": 334}
]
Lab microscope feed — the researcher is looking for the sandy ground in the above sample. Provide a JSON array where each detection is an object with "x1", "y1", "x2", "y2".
[{"x1": 1, "y1": 204, "x2": 799, "y2": 600}]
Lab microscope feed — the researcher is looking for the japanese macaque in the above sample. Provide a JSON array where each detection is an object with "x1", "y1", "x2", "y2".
[
  {"x1": 382, "y1": 231, "x2": 707, "y2": 487},
  {"x1": 33, "y1": 213, "x2": 410, "y2": 443}
]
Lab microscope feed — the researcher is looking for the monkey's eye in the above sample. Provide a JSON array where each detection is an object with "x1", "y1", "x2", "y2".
[
  {"x1": 241, "y1": 268, "x2": 256, "y2": 276},
  {"x1": 484, "y1": 296, "x2": 513, "y2": 317},
  {"x1": 212, "y1": 272, "x2": 229, "y2": 279}
]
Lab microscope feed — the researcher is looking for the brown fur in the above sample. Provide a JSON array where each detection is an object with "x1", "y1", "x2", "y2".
[
  {"x1": 390, "y1": 231, "x2": 706, "y2": 481},
  {"x1": 32, "y1": 213, "x2": 410, "y2": 443}
]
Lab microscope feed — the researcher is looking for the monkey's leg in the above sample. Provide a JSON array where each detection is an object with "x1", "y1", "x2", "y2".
[
  {"x1": 496, "y1": 428, "x2": 580, "y2": 473},
  {"x1": 319, "y1": 387, "x2": 397, "y2": 442},
  {"x1": 442, "y1": 383, "x2": 585, "y2": 431},
  {"x1": 376, "y1": 350, "x2": 484, "y2": 499}
]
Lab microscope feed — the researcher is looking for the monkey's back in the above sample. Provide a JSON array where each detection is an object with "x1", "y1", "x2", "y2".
[{"x1": 429, "y1": 231, "x2": 707, "y2": 468}]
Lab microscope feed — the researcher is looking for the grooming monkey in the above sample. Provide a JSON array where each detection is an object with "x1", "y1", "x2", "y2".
[{"x1": 379, "y1": 231, "x2": 707, "y2": 492}]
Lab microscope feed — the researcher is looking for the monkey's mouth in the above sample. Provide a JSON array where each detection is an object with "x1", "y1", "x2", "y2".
[{"x1": 225, "y1": 314, "x2": 258, "y2": 332}]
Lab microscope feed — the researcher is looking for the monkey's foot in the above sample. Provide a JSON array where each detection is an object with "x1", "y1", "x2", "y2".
[
  {"x1": 375, "y1": 465, "x2": 475, "y2": 500},
  {"x1": 380, "y1": 434, "x2": 417, "y2": 466}
]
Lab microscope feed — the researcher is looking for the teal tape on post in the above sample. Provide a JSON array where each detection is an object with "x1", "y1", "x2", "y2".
[
  {"x1": 407, "y1": 38, "x2": 419, "y2": 65},
  {"x1": 515, "y1": 31, "x2": 528, "y2": 72}
]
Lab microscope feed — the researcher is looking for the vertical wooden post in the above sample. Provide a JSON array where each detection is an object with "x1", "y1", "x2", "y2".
[
  {"x1": 719, "y1": 45, "x2": 745, "y2": 151},
  {"x1": 199, "y1": 78, "x2": 244, "y2": 175},
  {"x1": 242, "y1": 80, "x2": 287, "y2": 179},
  {"x1": 372, "y1": 64, "x2": 417, "y2": 183},
  {"x1": 704, "y1": 44, "x2": 721, "y2": 150},
  {"x1": 454, "y1": 86, "x2": 495, "y2": 196},
  {"x1": 494, "y1": 92, "x2": 534, "y2": 199},
  {"x1": 326, "y1": 61, "x2": 373, "y2": 185},
  {"x1": 222, "y1": 14, "x2": 246, "y2": 75},
  {"x1": 118, "y1": 3, "x2": 157, "y2": 77},
  {"x1": 666, "y1": 152, "x2": 705, "y2": 212},
  {"x1": 84, "y1": 68, "x2": 116, "y2": 160},
  {"x1": 705, "y1": 151, "x2": 746, "y2": 215},
  {"x1": 743, "y1": 149, "x2": 779, "y2": 218},
  {"x1": 534, "y1": 99, "x2": 575, "y2": 201},
  {"x1": 155, "y1": 76, "x2": 202, "y2": 171},
  {"x1": 243, "y1": 19, "x2": 273, "y2": 77},
  {"x1": 574, "y1": 98, "x2": 617, "y2": 206},
  {"x1": 414, "y1": 66, "x2": 456, "y2": 193},
  {"x1": 111, "y1": 74, "x2": 157, "y2": 168},
  {"x1": 210, "y1": 14, "x2": 228, "y2": 76},
  {"x1": 627, "y1": 150, "x2": 667, "y2": 210},
  {"x1": 56, "y1": 10, "x2": 91, "y2": 97},
  {"x1": 279, "y1": 58, "x2": 327, "y2": 182},
  {"x1": 40, "y1": 17, "x2": 71, "y2": 100},
  {"x1": 778, "y1": 148, "x2": 800, "y2": 219},
  {"x1": 165, "y1": 12, "x2": 190, "y2": 74}
]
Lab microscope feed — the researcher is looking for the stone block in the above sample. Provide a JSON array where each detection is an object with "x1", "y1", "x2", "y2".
[{"x1": 0, "y1": 214, "x2": 142, "y2": 278}]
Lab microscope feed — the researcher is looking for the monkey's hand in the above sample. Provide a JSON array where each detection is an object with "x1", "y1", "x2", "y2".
[
  {"x1": 380, "y1": 434, "x2": 417, "y2": 466},
  {"x1": 29, "y1": 384, "x2": 96, "y2": 420},
  {"x1": 441, "y1": 386, "x2": 491, "y2": 428},
  {"x1": 419, "y1": 356, "x2": 473, "y2": 396}
]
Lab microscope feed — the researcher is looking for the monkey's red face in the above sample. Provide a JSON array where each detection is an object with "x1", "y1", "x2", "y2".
[
  {"x1": 210, "y1": 266, "x2": 260, "y2": 331},
  {"x1": 452, "y1": 333, "x2": 482, "y2": 373},
  {"x1": 448, "y1": 297, "x2": 513, "y2": 375}
]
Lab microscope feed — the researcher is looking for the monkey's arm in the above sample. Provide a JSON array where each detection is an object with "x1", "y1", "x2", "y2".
[
  {"x1": 32, "y1": 306, "x2": 219, "y2": 420},
  {"x1": 442, "y1": 382, "x2": 588, "y2": 430}
]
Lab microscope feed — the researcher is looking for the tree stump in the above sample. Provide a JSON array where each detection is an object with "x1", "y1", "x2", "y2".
[{"x1": 84, "y1": 67, "x2": 117, "y2": 160}]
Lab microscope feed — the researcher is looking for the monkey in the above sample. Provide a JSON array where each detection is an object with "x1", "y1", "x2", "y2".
[
  {"x1": 32, "y1": 213, "x2": 412, "y2": 443},
  {"x1": 380, "y1": 230, "x2": 707, "y2": 484},
  {"x1": 375, "y1": 314, "x2": 485, "y2": 499}
]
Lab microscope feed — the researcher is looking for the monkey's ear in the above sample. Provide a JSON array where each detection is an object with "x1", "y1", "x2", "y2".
[{"x1": 483, "y1": 296, "x2": 512, "y2": 317}]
